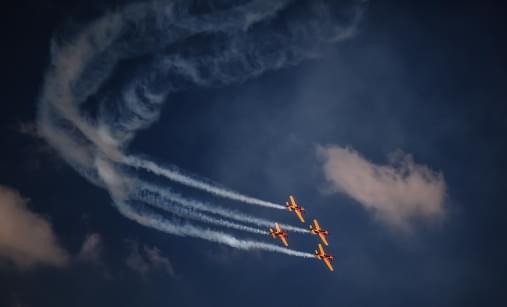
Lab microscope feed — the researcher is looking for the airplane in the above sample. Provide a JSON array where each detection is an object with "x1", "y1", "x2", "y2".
[
  {"x1": 269, "y1": 223, "x2": 289, "y2": 247},
  {"x1": 309, "y1": 219, "x2": 329, "y2": 246},
  {"x1": 314, "y1": 243, "x2": 334, "y2": 272},
  {"x1": 286, "y1": 195, "x2": 305, "y2": 223}
]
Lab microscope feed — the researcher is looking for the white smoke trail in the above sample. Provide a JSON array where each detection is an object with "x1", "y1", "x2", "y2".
[
  {"x1": 97, "y1": 159, "x2": 308, "y2": 255},
  {"x1": 138, "y1": 182, "x2": 310, "y2": 234},
  {"x1": 135, "y1": 192, "x2": 268, "y2": 235},
  {"x1": 36, "y1": 0, "x2": 365, "y2": 258},
  {"x1": 114, "y1": 200, "x2": 314, "y2": 258},
  {"x1": 124, "y1": 156, "x2": 285, "y2": 210}
]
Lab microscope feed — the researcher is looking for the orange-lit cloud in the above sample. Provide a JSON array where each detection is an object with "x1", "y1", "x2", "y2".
[
  {"x1": 317, "y1": 145, "x2": 446, "y2": 230},
  {"x1": 0, "y1": 185, "x2": 70, "y2": 269}
]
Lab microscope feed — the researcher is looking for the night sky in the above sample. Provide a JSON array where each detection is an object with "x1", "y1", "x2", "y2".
[{"x1": 1, "y1": 1, "x2": 507, "y2": 307}]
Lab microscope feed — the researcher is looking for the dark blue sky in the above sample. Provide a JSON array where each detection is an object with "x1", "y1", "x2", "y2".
[{"x1": 1, "y1": 1, "x2": 507, "y2": 307}]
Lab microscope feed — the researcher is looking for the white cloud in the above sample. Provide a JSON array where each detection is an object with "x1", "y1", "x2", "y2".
[
  {"x1": 0, "y1": 185, "x2": 70, "y2": 269},
  {"x1": 317, "y1": 145, "x2": 446, "y2": 230}
]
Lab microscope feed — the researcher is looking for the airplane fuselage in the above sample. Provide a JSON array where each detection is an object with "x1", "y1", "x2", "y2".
[
  {"x1": 315, "y1": 253, "x2": 333, "y2": 260},
  {"x1": 311, "y1": 229, "x2": 328, "y2": 235},
  {"x1": 287, "y1": 205, "x2": 304, "y2": 212}
]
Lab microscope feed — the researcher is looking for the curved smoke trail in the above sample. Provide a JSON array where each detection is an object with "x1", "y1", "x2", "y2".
[{"x1": 37, "y1": 0, "x2": 365, "y2": 255}]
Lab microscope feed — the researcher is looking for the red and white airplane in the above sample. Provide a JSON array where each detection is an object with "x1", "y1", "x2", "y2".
[
  {"x1": 269, "y1": 223, "x2": 289, "y2": 247},
  {"x1": 286, "y1": 195, "x2": 305, "y2": 223},
  {"x1": 315, "y1": 243, "x2": 334, "y2": 272},
  {"x1": 309, "y1": 219, "x2": 329, "y2": 246}
]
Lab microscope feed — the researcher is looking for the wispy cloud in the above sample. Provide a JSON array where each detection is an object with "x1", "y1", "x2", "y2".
[
  {"x1": 11, "y1": 121, "x2": 62, "y2": 171},
  {"x1": 317, "y1": 145, "x2": 446, "y2": 230},
  {"x1": 0, "y1": 185, "x2": 70, "y2": 269},
  {"x1": 77, "y1": 233, "x2": 102, "y2": 263},
  {"x1": 143, "y1": 245, "x2": 176, "y2": 277},
  {"x1": 15, "y1": 121, "x2": 40, "y2": 138},
  {"x1": 125, "y1": 240, "x2": 175, "y2": 277}
]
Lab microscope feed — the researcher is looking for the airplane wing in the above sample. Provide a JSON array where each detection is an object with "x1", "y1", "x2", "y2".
[
  {"x1": 280, "y1": 237, "x2": 289, "y2": 247},
  {"x1": 313, "y1": 219, "x2": 321, "y2": 230},
  {"x1": 323, "y1": 258, "x2": 334, "y2": 272},
  {"x1": 275, "y1": 223, "x2": 281, "y2": 232},
  {"x1": 289, "y1": 195, "x2": 297, "y2": 206},
  {"x1": 319, "y1": 233, "x2": 329, "y2": 246},
  {"x1": 295, "y1": 210, "x2": 305, "y2": 223},
  {"x1": 318, "y1": 244, "x2": 325, "y2": 255}
]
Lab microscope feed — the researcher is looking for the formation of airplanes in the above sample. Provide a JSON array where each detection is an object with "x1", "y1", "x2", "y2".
[{"x1": 269, "y1": 195, "x2": 335, "y2": 272}]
